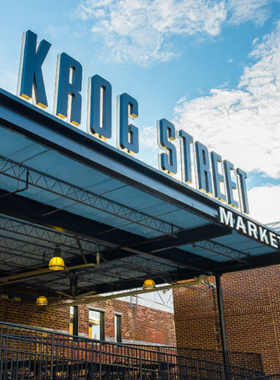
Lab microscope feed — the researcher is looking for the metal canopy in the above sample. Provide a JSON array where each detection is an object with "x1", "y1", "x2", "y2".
[{"x1": 0, "y1": 88, "x2": 279, "y2": 297}]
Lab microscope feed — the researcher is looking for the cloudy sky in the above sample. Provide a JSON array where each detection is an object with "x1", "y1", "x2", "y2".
[{"x1": 0, "y1": 0, "x2": 280, "y2": 224}]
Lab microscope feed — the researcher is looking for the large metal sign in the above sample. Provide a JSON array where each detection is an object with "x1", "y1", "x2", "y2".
[
  {"x1": 17, "y1": 30, "x2": 248, "y2": 214},
  {"x1": 219, "y1": 207, "x2": 280, "y2": 249}
]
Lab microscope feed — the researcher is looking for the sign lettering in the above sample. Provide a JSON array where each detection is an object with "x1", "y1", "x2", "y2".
[
  {"x1": 16, "y1": 30, "x2": 249, "y2": 215},
  {"x1": 219, "y1": 207, "x2": 280, "y2": 249}
]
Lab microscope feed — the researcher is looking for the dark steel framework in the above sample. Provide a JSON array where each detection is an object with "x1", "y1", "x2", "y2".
[
  {"x1": 216, "y1": 274, "x2": 230, "y2": 380},
  {"x1": 247, "y1": 377, "x2": 280, "y2": 380},
  {"x1": 0, "y1": 322, "x2": 265, "y2": 380},
  {"x1": 122, "y1": 344, "x2": 263, "y2": 373}
]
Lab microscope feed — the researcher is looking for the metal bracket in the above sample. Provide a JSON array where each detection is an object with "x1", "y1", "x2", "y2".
[{"x1": 0, "y1": 170, "x2": 29, "y2": 198}]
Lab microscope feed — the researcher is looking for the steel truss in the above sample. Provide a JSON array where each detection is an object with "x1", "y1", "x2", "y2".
[
  {"x1": 193, "y1": 240, "x2": 250, "y2": 263},
  {"x1": 267, "y1": 221, "x2": 280, "y2": 232},
  {"x1": 0, "y1": 215, "x2": 102, "y2": 254},
  {"x1": 117, "y1": 255, "x2": 180, "y2": 278},
  {"x1": 0, "y1": 156, "x2": 180, "y2": 237},
  {"x1": 76, "y1": 256, "x2": 179, "y2": 286},
  {"x1": 0, "y1": 215, "x2": 182, "y2": 292},
  {"x1": 0, "y1": 215, "x2": 104, "y2": 271},
  {"x1": 30, "y1": 254, "x2": 181, "y2": 292}
]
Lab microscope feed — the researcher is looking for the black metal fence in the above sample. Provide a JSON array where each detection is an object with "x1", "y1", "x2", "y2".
[
  {"x1": 247, "y1": 376, "x2": 280, "y2": 380},
  {"x1": 125, "y1": 344, "x2": 263, "y2": 373},
  {"x1": 0, "y1": 321, "x2": 265, "y2": 380}
]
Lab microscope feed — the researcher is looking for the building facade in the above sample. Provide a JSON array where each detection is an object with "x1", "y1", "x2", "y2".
[
  {"x1": 0, "y1": 285, "x2": 176, "y2": 346},
  {"x1": 173, "y1": 264, "x2": 280, "y2": 374}
]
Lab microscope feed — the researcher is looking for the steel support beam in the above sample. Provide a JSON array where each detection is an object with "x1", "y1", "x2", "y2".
[
  {"x1": 73, "y1": 306, "x2": 79, "y2": 336},
  {"x1": 214, "y1": 250, "x2": 280, "y2": 274},
  {"x1": 215, "y1": 274, "x2": 230, "y2": 380},
  {"x1": 1, "y1": 191, "x2": 277, "y2": 296},
  {"x1": 0, "y1": 156, "x2": 179, "y2": 237},
  {"x1": 0, "y1": 215, "x2": 100, "y2": 254},
  {"x1": 49, "y1": 275, "x2": 209, "y2": 309},
  {"x1": 0, "y1": 190, "x2": 219, "y2": 272},
  {"x1": 0, "y1": 189, "x2": 143, "y2": 247},
  {"x1": 193, "y1": 240, "x2": 250, "y2": 263},
  {"x1": 147, "y1": 225, "x2": 231, "y2": 253}
]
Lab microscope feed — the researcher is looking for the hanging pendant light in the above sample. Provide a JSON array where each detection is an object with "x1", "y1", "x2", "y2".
[
  {"x1": 49, "y1": 246, "x2": 65, "y2": 271},
  {"x1": 143, "y1": 279, "x2": 156, "y2": 290},
  {"x1": 36, "y1": 296, "x2": 48, "y2": 306}
]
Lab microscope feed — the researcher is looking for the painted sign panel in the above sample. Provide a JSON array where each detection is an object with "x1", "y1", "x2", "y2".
[{"x1": 219, "y1": 207, "x2": 280, "y2": 249}]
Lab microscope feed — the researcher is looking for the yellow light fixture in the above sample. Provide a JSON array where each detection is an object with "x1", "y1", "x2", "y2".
[
  {"x1": 48, "y1": 246, "x2": 65, "y2": 271},
  {"x1": 143, "y1": 279, "x2": 156, "y2": 290},
  {"x1": 12, "y1": 296, "x2": 21, "y2": 302},
  {"x1": 49, "y1": 256, "x2": 65, "y2": 271},
  {"x1": 36, "y1": 296, "x2": 48, "y2": 306}
]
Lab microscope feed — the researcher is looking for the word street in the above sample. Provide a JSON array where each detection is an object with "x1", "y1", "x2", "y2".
[{"x1": 17, "y1": 30, "x2": 249, "y2": 214}]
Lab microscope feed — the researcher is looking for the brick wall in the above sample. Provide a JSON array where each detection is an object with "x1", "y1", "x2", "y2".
[
  {"x1": 78, "y1": 298, "x2": 176, "y2": 345},
  {"x1": 0, "y1": 286, "x2": 70, "y2": 332},
  {"x1": 173, "y1": 265, "x2": 280, "y2": 374},
  {"x1": 0, "y1": 285, "x2": 176, "y2": 346}
]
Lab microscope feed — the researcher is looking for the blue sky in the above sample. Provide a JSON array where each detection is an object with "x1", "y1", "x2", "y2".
[{"x1": 1, "y1": 0, "x2": 280, "y2": 224}]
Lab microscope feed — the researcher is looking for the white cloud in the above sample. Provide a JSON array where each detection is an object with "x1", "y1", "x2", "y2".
[
  {"x1": 227, "y1": 0, "x2": 272, "y2": 26},
  {"x1": 140, "y1": 126, "x2": 158, "y2": 151},
  {"x1": 173, "y1": 21, "x2": 280, "y2": 180},
  {"x1": 73, "y1": 0, "x2": 277, "y2": 66},
  {"x1": 74, "y1": 0, "x2": 227, "y2": 66},
  {"x1": 139, "y1": 125, "x2": 160, "y2": 168},
  {"x1": 197, "y1": 87, "x2": 205, "y2": 94},
  {"x1": 248, "y1": 185, "x2": 280, "y2": 224}
]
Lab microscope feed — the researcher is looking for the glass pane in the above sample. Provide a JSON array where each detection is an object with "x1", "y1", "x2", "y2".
[
  {"x1": 114, "y1": 315, "x2": 117, "y2": 342},
  {"x1": 89, "y1": 310, "x2": 101, "y2": 340},
  {"x1": 115, "y1": 314, "x2": 121, "y2": 342},
  {"x1": 69, "y1": 306, "x2": 74, "y2": 334}
]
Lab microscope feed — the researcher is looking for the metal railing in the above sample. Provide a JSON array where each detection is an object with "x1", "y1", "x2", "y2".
[
  {"x1": 125, "y1": 344, "x2": 263, "y2": 373},
  {"x1": 0, "y1": 321, "x2": 265, "y2": 380},
  {"x1": 247, "y1": 376, "x2": 280, "y2": 380}
]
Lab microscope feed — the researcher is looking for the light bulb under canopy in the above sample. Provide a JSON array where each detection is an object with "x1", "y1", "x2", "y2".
[
  {"x1": 48, "y1": 256, "x2": 65, "y2": 271},
  {"x1": 143, "y1": 279, "x2": 156, "y2": 290},
  {"x1": 36, "y1": 296, "x2": 48, "y2": 306}
]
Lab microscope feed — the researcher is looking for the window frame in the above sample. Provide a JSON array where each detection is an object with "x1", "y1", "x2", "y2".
[
  {"x1": 88, "y1": 309, "x2": 105, "y2": 341},
  {"x1": 114, "y1": 313, "x2": 122, "y2": 343}
]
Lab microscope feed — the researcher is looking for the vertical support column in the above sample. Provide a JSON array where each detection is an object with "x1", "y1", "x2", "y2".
[
  {"x1": 73, "y1": 306, "x2": 79, "y2": 336},
  {"x1": 215, "y1": 274, "x2": 230, "y2": 380}
]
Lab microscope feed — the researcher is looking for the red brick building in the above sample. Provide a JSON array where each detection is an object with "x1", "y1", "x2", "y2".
[
  {"x1": 173, "y1": 265, "x2": 280, "y2": 375},
  {"x1": 0, "y1": 285, "x2": 176, "y2": 346}
]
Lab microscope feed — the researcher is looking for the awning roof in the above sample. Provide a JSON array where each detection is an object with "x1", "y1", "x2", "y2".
[{"x1": 0, "y1": 89, "x2": 279, "y2": 297}]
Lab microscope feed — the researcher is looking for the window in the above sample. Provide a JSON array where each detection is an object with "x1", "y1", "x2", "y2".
[
  {"x1": 89, "y1": 310, "x2": 105, "y2": 340},
  {"x1": 69, "y1": 306, "x2": 73, "y2": 335},
  {"x1": 115, "y1": 314, "x2": 122, "y2": 343}
]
